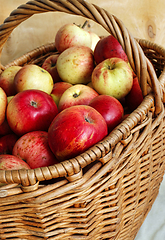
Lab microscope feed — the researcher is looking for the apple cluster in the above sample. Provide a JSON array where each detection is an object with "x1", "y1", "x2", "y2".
[{"x1": 0, "y1": 23, "x2": 144, "y2": 171}]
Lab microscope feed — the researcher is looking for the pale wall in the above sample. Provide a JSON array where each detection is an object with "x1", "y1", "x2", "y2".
[{"x1": 0, "y1": 0, "x2": 165, "y2": 65}]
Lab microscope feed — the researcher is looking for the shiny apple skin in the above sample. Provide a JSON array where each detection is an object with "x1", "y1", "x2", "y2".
[
  {"x1": 58, "y1": 84, "x2": 99, "y2": 112},
  {"x1": 89, "y1": 95, "x2": 124, "y2": 133},
  {"x1": 12, "y1": 131, "x2": 58, "y2": 169},
  {"x1": 7, "y1": 89, "x2": 58, "y2": 136},
  {"x1": 48, "y1": 105, "x2": 108, "y2": 161},
  {"x1": 94, "y1": 35, "x2": 128, "y2": 64}
]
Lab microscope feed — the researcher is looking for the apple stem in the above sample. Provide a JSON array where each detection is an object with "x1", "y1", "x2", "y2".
[
  {"x1": 108, "y1": 64, "x2": 115, "y2": 70},
  {"x1": 73, "y1": 93, "x2": 79, "y2": 98},
  {"x1": 81, "y1": 20, "x2": 89, "y2": 29},
  {"x1": 85, "y1": 117, "x2": 90, "y2": 123},
  {"x1": 73, "y1": 20, "x2": 89, "y2": 29},
  {"x1": 30, "y1": 100, "x2": 38, "y2": 108}
]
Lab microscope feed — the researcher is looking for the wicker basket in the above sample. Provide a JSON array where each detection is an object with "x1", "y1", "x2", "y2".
[{"x1": 0, "y1": 1, "x2": 165, "y2": 239}]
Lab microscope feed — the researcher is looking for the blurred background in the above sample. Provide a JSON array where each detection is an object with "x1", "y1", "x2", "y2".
[{"x1": 0, "y1": 1, "x2": 165, "y2": 239}]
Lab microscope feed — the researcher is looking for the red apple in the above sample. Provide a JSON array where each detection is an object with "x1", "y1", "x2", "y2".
[
  {"x1": 0, "y1": 118, "x2": 13, "y2": 136},
  {"x1": 91, "y1": 57, "x2": 133, "y2": 100},
  {"x1": 48, "y1": 105, "x2": 108, "y2": 161},
  {"x1": 7, "y1": 89, "x2": 58, "y2": 136},
  {"x1": 51, "y1": 81, "x2": 72, "y2": 107},
  {"x1": 55, "y1": 23, "x2": 91, "y2": 53},
  {"x1": 89, "y1": 95, "x2": 124, "y2": 133},
  {"x1": 94, "y1": 35, "x2": 128, "y2": 64},
  {"x1": 0, "y1": 66, "x2": 22, "y2": 96},
  {"x1": 58, "y1": 84, "x2": 99, "y2": 112},
  {"x1": 42, "y1": 54, "x2": 62, "y2": 83},
  {"x1": 56, "y1": 46, "x2": 95, "y2": 85},
  {"x1": 0, "y1": 133, "x2": 18, "y2": 154},
  {"x1": 12, "y1": 131, "x2": 58, "y2": 169},
  {"x1": 0, "y1": 154, "x2": 31, "y2": 170},
  {"x1": 125, "y1": 75, "x2": 144, "y2": 112},
  {"x1": 0, "y1": 87, "x2": 7, "y2": 126},
  {"x1": 14, "y1": 64, "x2": 54, "y2": 94}
]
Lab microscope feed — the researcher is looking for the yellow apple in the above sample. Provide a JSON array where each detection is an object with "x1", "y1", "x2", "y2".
[
  {"x1": 14, "y1": 64, "x2": 54, "y2": 94},
  {"x1": 56, "y1": 46, "x2": 95, "y2": 85}
]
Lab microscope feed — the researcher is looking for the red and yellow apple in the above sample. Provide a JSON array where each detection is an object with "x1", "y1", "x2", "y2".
[
  {"x1": 14, "y1": 64, "x2": 54, "y2": 94},
  {"x1": 91, "y1": 57, "x2": 133, "y2": 100},
  {"x1": 0, "y1": 154, "x2": 31, "y2": 170},
  {"x1": 12, "y1": 131, "x2": 58, "y2": 169},
  {"x1": 42, "y1": 54, "x2": 61, "y2": 83},
  {"x1": 7, "y1": 89, "x2": 58, "y2": 136},
  {"x1": 58, "y1": 84, "x2": 99, "y2": 112},
  {"x1": 48, "y1": 105, "x2": 108, "y2": 161},
  {"x1": 89, "y1": 95, "x2": 124, "y2": 133},
  {"x1": 55, "y1": 23, "x2": 92, "y2": 53},
  {"x1": 51, "y1": 81, "x2": 72, "y2": 107},
  {"x1": 0, "y1": 66, "x2": 22, "y2": 96},
  {"x1": 56, "y1": 46, "x2": 95, "y2": 84}
]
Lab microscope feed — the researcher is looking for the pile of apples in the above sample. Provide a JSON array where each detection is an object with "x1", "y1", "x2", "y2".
[{"x1": 0, "y1": 23, "x2": 144, "y2": 171}]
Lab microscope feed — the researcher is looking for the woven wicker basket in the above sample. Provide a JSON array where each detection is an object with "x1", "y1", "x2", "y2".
[{"x1": 0, "y1": 1, "x2": 165, "y2": 239}]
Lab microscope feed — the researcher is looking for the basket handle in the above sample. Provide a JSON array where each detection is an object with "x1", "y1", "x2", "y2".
[{"x1": 0, "y1": 0, "x2": 163, "y2": 188}]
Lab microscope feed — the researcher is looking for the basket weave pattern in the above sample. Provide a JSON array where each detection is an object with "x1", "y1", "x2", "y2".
[{"x1": 0, "y1": 1, "x2": 165, "y2": 239}]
